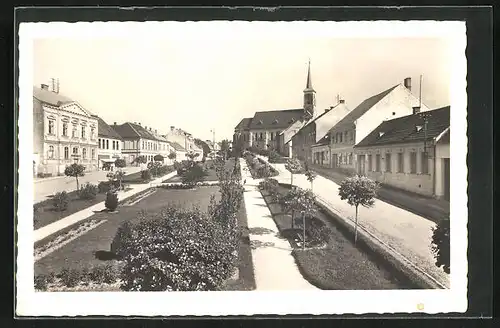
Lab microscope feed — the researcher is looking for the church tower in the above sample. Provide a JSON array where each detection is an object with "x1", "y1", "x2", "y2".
[{"x1": 303, "y1": 59, "x2": 316, "y2": 118}]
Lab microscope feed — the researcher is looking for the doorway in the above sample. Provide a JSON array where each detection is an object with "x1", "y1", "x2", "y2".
[{"x1": 443, "y1": 158, "x2": 450, "y2": 201}]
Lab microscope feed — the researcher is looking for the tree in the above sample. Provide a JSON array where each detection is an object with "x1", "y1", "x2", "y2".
[
  {"x1": 194, "y1": 138, "x2": 211, "y2": 159},
  {"x1": 154, "y1": 154, "x2": 164, "y2": 162},
  {"x1": 168, "y1": 151, "x2": 177, "y2": 162},
  {"x1": 280, "y1": 187, "x2": 316, "y2": 249},
  {"x1": 285, "y1": 158, "x2": 303, "y2": 187},
  {"x1": 219, "y1": 139, "x2": 231, "y2": 160},
  {"x1": 431, "y1": 217, "x2": 450, "y2": 274},
  {"x1": 133, "y1": 155, "x2": 147, "y2": 167},
  {"x1": 64, "y1": 163, "x2": 85, "y2": 191},
  {"x1": 304, "y1": 162, "x2": 317, "y2": 192},
  {"x1": 114, "y1": 158, "x2": 127, "y2": 190},
  {"x1": 338, "y1": 175, "x2": 379, "y2": 244},
  {"x1": 186, "y1": 151, "x2": 200, "y2": 161}
]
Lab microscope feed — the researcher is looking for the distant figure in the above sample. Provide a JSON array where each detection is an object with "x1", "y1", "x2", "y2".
[{"x1": 243, "y1": 179, "x2": 246, "y2": 185}]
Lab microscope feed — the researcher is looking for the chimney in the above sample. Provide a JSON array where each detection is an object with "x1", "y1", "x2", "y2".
[
  {"x1": 170, "y1": 126, "x2": 175, "y2": 131},
  {"x1": 41, "y1": 84, "x2": 49, "y2": 90},
  {"x1": 113, "y1": 122, "x2": 117, "y2": 125},
  {"x1": 339, "y1": 99, "x2": 345, "y2": 104},
  {"x1": 138, "y1": 123, "x2": 141, "y2": 126},
  {"x1": 404, "y1": 77, "x2": 412, "y2": 91},
  {"x1": 413, "y1": 106, "x2": 421, "y2": 114}
]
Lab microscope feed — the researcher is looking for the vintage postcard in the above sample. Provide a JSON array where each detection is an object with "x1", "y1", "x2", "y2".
[{"x1": 16, "y1": 19, "x2": 467, "y2": 316}]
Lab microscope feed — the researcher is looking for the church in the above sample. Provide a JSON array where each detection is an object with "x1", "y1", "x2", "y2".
[{"x1": 233, "y1": 61, "x2": 316, "y2": 157}]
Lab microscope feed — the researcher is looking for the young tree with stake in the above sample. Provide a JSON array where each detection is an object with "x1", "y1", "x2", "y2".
[
  {"x1": 114, "y1": 158, "x2": 127, "y2": 190},
  {"x1": 304, "y1": 162, "x2": 317, "y2": 192},
  {"x1": 64, "y1": 163, "x2": 85, "y2": 191},
  {"x1": 338, "y1": 175, "x2": 379, "y2": 244},
  {"x1": 285, "y1": 158, "x2": 303, "y2": 187}
]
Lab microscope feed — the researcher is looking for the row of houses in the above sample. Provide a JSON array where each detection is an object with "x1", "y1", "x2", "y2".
[
  {"x1": 233, "y1": 63, "x2": 450, "y2": 201},
  {"x1": 33, "y1": 83, "x2": 203, "y2": 177}
]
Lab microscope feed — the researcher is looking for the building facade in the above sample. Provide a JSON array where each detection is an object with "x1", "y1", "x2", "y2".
[
  {"x1": 354, "y1": 106, "x2": 450, "y2": 200},
  {"x1": 97, "y1": 118, "x2": 123, "y2": 170},
  {"x1": 233, "y1": 61, "x2": 316, "y2": 157},
  {"x1": 291, "y1": 100, "x2": 351, "y2": 163},
  {"x1": 311, "y1": 78, "x2": 430, "y2": 174},
  {"x1": 33, "y1": 84, "x2": 99, "y2": 177},
  {"x1": 112, "y1": 122, "x2": 161, "y2": 165}
]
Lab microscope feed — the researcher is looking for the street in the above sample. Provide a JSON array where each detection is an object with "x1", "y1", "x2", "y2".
[{"x1": 34, "y1": 166, "x2": 142, "y2": 204}]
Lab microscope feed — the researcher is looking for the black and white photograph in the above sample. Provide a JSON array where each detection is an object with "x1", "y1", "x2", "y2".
[{"x1": 16, "y1": 18, "x2": 468, "y2": 316}]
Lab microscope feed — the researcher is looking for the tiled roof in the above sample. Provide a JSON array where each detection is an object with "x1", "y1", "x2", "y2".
[
  {"x1": 168, "y1": 141, "x2": 186, "y2": 152},
  {"x1": 355, "y1": 106, "x2": 450, "y2": 148},
  {"x1": 235, "y1": 117, "x2": 253, "y2": 130},
  {"x1": 33, "y1": 86, "x2": 74, "y2": 107},
  {"x1": 98, "y1": 117, "x2": 123, "y2": 140},
  {"x1": 248, "y1": 109, "x2": 306, "y2": 130},
  {"x1": 112, "y1": 122, "x2": 156, "y2": 140},
  {"x1": 332, "y1": 85, "x2": 398, "y2": 130},
  {"x1": 313, "y1": 85, "x2": 399, "y2": 147}
]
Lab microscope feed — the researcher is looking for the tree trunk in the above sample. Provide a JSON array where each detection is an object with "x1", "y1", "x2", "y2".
[
  {"x1": 76, "y1": 176, "x2": 79, "y2": 191},
  {"x1": 354, "y1": 205, "x2": 359, "y2": 245},
  {"x1": 302, "y1": 212, "x2": 306, "y2": 250},
  {"x1": 291, "y1": 210, "x2": 295, "y2": 229}
]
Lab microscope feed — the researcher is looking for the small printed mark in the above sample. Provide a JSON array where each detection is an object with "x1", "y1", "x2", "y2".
[{"x1": 417, "y1": 303, "x2": 424, "y2": 311}]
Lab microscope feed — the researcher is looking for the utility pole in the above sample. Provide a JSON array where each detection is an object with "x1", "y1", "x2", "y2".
[{"x1": 419, "y1": 74, "x2": 423, "y2": 108}]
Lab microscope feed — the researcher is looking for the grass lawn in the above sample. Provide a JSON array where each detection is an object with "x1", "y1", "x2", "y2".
[
  {"x1": 34, "y1": 186, "x2": 221, "y2": 276},
  {"x1": 222, "y1": 195, "x2": 256, "y2": 291},
  {"x1": 34, "y1": 191, "x2": 108, "y2": 230},
  {"x1": 261, "y1": 185, "x2": 416, "y2": 290},
  {"x1": 121, "y1": 165, "x2": 174, "y2": 184}
]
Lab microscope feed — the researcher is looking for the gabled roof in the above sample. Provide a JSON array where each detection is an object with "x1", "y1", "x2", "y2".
[
  {"x1": 355, "y1": 106, "x2": 450, "y2": 148},
  {"x1": 332, "y1": 85, "x2": 399, "y2": 130},
  {"x1": 248, "y1": 109, "x2": 305, "y2": 130},
  {"x1": 235, "y1": 117, "x2": 253, "y2": 130},
  {"x1": 168, "y1": 141, "x2": 186, "y2": 152},
  {"x1": 98, "y1": 117, "x2": 122, "y2": 140},
  {"x1": 112, "y1": 122, "x2": 156, "y2": 140},
  {"x1": 33, "y1": 86, "x2": 74, "y2": 107}
]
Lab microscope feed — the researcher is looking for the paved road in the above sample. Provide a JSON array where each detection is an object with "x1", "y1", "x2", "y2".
[{"x1": 34, "y1": 167, "x2": 142, "y2": 204}]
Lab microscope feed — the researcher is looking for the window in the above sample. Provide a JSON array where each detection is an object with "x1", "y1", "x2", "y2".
[
  {"x1": 81, "y1": 126, "x2": 86, "y2": 138},
  {"x1": 106, "y1": 140, "x2": 109, "y2": 149},
  {"x1": 142, "y1": 141, "x2": 145, "y2": 149},
  {"x1": 64, "y1": 147, "x2": 69, "y2": 159},
  {"x1": 410, "y1": 152, "x2": 417, "y2": 174},
  {"x1": 98, "y1": 139, "x2": 101, "y2": 149},
  {"x1": 62, "y1": 123, "x2": 68, "y2": 136},
  {"x1": 72, "y1": 126, "x2": 77, "y2": 138},
  {"x1": 368, "y1": 154, "x2": 372, "y2": 171},
  {"x1": 48, "y1": 145, "x2": 54, "y2": 159},
  {"x1": 339, "y1": 132, "x2": 343, "y2": 143},
  {"x1": 350, "y1": 130, "x2": 354, "y2": 141},
  {"x1": 73, "y1": 147, "x2": 78, "y2": 155},
  {"x1": 421, "y1": 151, "x2": 429, "y2": 174},
  {"x1": 375, "y1": 154, "x2": 381, "y2": 172},
  {"x1": 48, "y1": 120, "x2": 55, "y2": 135},
  {"x1": 344, "y1": 131, "x2": 349, "y2": 141},
  {"x1": 260, "y1": 133, "x2": 263, "y2": 140},
  {"x1": 82, "y1": 148, "x2": 87, "y2": 159},
  {"x1": 270, "y1": 132, "x2": 274, "y2": 141},
  {"x1": 91, "y1": 127, "x2": 95, "y2": 139},
  {"x1": 385, "y1": 153, "x2": 392, "y2": 172},
  {"x1": 398, "y1": 153, "x2": 404, "y2": 173},
  {"x1": 91, "y1": 149, "x2": 95, "y2": 159},
  {"x1": 112, "y1": 141, "x2": 115, "y2": 150},
  {"x1": 348, "y1": 153, "x2": 352, "y2": 165}
]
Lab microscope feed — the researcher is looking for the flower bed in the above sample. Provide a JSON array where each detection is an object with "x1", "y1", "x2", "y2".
[
  {"x1": 259, "y1": 182, "x2": 416, "y2": 290},
  {"x1": 122, "y1": 165, "x2": 174, "y2": 184},
  {"x1": 243, "y1": 152, "x2": 279, "y2": 179}
]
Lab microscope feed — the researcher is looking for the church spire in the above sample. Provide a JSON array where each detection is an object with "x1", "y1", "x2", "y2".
[
  {"x1": 305, "y1": 58, "x2": 314, "y2": 91},
  {"x1": 303, "y1": 59, "x2": 316, "y2": 118}
]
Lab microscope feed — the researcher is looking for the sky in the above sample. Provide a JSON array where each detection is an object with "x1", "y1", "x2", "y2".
[{"x1": 33, "y1": 24, "x2": 453, "y2": 142}]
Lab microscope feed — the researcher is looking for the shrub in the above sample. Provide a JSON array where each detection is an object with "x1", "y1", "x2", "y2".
[
  {"x1": 59, "y1": 268, "x2": 81, "y2": 288},
  {"x1": 105, "y1": 191, "x2": 119, "y2": 212},
  {"x1": 116, "y1": 206, "x2": 238, "y2": 291},
  {"x1": 52, "y1": 191, "x2": 69, "y2": 212},
  {"x1": 34, "y1": 273, "x2": 55, "y2": 291},
  {"x1": 78, "y1": 182, "x2": 98, "y2": 200},
  {"x1": 181, "y1": 164, "x2": 207, "y2": 186},
  {"x1": 268, "y1": 150, "x2": 281, "y2": 163},
  {"x1": 141, "y1": 169, "x2": 152, "y2": 182},
  {"x1": 431, "y1": 217, "x2": 450, "y2": 274},
  {"x1": 90, "y1": 264, "x2": 118, "y2": 284}
]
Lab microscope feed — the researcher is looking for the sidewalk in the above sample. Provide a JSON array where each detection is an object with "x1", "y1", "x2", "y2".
[
  {"x1": 34, "y1": 167, "x2": 142, "y2": 204},
  {"x1": 34, "y1": 171, "x2": 177, "y2": 243},
  {"x1": 258, "y1": 156, "x2": 449, "y2": 288},
  {"x1": 310, "y1": 164, "x2": 449, "y2": 223},
  {"x1": 240, "y1": 159, "x2": 317, "y2": 290}
]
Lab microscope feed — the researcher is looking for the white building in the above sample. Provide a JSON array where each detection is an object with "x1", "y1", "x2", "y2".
[
  {"x1": 97, "y1": 117, "x2": 123, "y2": 170},
  {"x1": 33, "y1": 84, "x2": 98, "y2": 177},
  {"x1": 311, "y1": 77, "x2": 430, "y2": 173},
  {"x1": 354, "y1": 106, "x2": 450, "y2": 200}
]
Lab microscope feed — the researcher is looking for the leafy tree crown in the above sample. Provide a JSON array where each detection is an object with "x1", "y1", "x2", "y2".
[
  {"x1": 285, "y1": 158, "x2": 303, "y2": 173},
  {"x1": 64, "y1": 163, "x2": 85, "y2": 177},
  {"x1": 338, "y1": 175, "x2": 379, "y2": 208}
]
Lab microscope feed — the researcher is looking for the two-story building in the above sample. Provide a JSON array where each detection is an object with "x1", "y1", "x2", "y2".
[
  {"x1": 233, "y1": 61, "x2": 316, "y2": 157},
  {"x1": 112, "y1": 122, "x2": 160, "y2": 165},
  {"x1": 311, "y1": 77, "x2": 430, "y2": 173},
  {"x1": 97, "y1": 118, "x2": 123, "y2": 170},
  {"x1": 33, "y1": 84, "x2": 99, "y2": 177},
  {"x1": 291, "y1": 100, "x2": 351, "y2": 163},
  {"x1": 354, "y1": 106, "x2": 450, "y2": 200}
]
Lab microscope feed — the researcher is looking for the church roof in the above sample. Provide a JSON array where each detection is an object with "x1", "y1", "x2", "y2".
[
  {"x1": 235, "y1": 117, "x2": 253, "y2": 130},
  {"x1": 248, "y1": 109, "x2": 305, "y2": 130}
]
